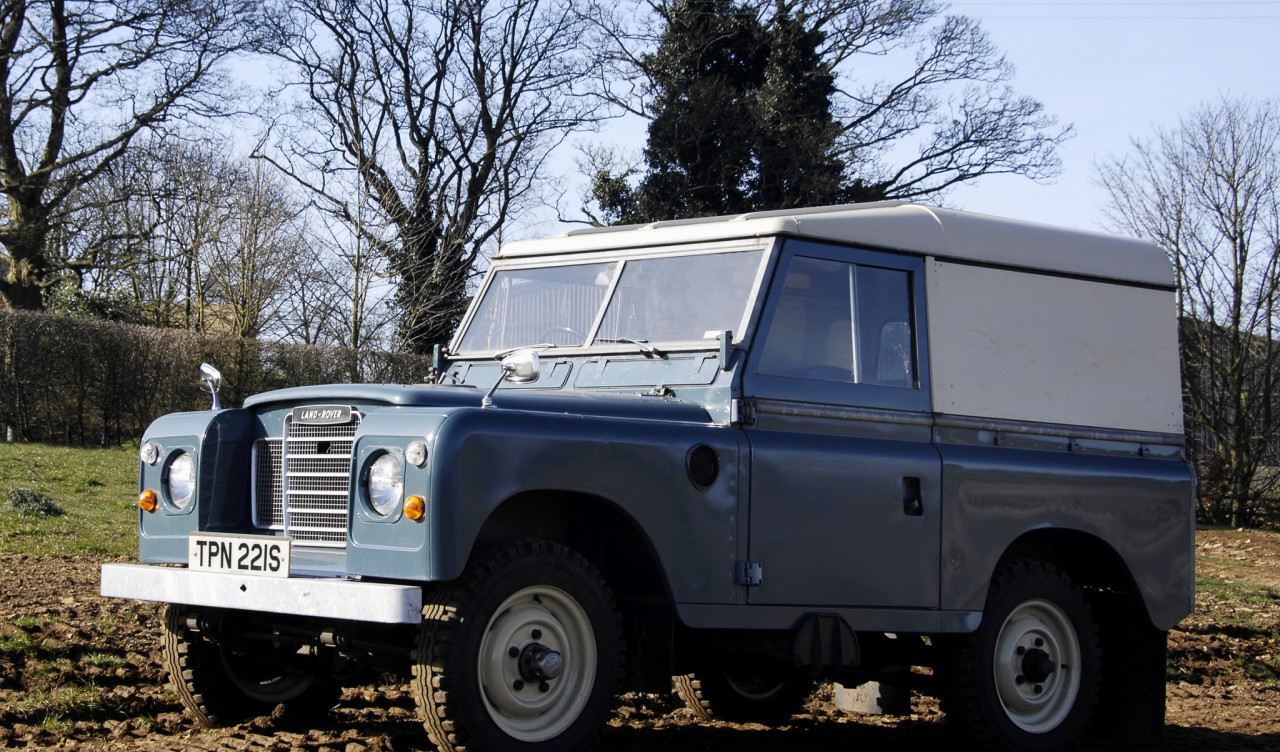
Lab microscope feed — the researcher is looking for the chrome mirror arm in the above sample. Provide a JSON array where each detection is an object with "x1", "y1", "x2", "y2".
[
  {"x1": 199, "y1": 363, "x2": 223, "y2": 411},
  {"x1": 481, "y1": 364, "x2": 515, "y2": 408}
]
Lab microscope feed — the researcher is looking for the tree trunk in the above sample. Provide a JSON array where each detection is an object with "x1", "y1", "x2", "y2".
[
  {"x1": 0, "y1": 279, "x2": 43, "y2": 309},
  {"x1": 1231, "y1": 474, "x2": 1253, "y2": 528},
  {"x1": 1, "y1": 253, "x2": 51, "y2": 310},
  {"x1": 0, "y1": 215, "x2": 54, "y2": 310}
]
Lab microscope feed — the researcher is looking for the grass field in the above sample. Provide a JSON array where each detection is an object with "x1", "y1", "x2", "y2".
[{"x1": 0, "y1": 442, "x2": 137, "y2": 558}]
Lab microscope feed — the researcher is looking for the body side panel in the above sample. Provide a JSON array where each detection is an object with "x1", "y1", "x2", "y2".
[
  {"x1": 926, "y1": 259, "x2": 1184, "y2": 435},
  {"x1": 426, "y1": 408, "x2": 744, "y2": 604},
  {"x1": 937, "y1": 438, "x2": 1195, "y2": 630}
]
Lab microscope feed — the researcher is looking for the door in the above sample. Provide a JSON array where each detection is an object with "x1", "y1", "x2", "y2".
[{"x1": 742, "y1": 240, "x2": 941, "y2": 608}]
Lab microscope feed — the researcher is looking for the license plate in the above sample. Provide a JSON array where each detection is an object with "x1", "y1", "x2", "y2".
[{"x1": 188, "y1": 533, "x2": 291, "y2": 578}]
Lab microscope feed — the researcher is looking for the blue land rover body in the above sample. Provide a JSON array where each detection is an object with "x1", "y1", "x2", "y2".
[{"x1": 102, "y1": 202, "x2": 1194, "y2": 752}]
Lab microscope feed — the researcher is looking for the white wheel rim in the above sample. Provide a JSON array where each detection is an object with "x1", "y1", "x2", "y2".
[
  {"x1": 992, "y1": 598, "x2": 1082, "y2": 734},
  {"x1": 478, "y1": 585, "x2": 597, "y2": 742}
]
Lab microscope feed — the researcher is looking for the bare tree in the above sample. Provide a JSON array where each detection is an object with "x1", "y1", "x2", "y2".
[
  {"x1": 61, "y1": 138, "x2": 319, "y2": 344},
  {"x1": 1098, "y1": 95, "x2": 1280, "y2": 527},
  {"x1": 275, "y1": 248, "x2": 341, "y2": 347},
  {"x1": 67, "y1": 139, "x2": 234, "y2": 331},
  {"x1": 114, "y1": 141, "x2": 224, "y2": 330},
  {"x1": 202, "y1": 159, "x2": 305, "y2": 340},
  {"x1": 44, "y1": 142, "x2": 165, "y2": 320},
  {"x1": 39, "y1": 138, "x2": 219, "y2": 327},
  {"x1": 262, "y1": 0, "x2": 607, "y2": 354},
  {"x1": 324, "y1": 187, "x2": 397, "y2": 376},
  {"x1": 0, "y1": 0, "x2": 262, "y2": 310},
  {"x1": 274, "y1": 209, "x2": 397, "y2": 381}
]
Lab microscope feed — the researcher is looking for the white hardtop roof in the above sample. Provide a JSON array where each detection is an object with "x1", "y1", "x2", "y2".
[{"x1": 499, "y1": 202, "x2": 1173, "y2": 287}]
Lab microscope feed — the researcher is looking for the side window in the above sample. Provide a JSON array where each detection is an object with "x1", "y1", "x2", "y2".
[
  {"x1": 755, "y1": 256, "x2": 916, "y2": 388},
  {"x1": 746, "y1": 244, "x2": 929, "y2": 412},
  {"x1": 857, "y1": 266, "x2": 915, "y2": 387}
]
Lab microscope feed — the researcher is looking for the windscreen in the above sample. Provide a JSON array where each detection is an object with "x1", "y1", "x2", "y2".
[
  {"x1": 593, "y1": 252, "x2": 764, "y2": 345},
  {"x1": 454, "y1": 249, "x2": 766, "y2": 353},
  {"x1": 454, "y1": 262, "x2": 617, "y2": 352}
]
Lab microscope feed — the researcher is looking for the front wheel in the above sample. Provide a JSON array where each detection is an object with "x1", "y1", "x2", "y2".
[
  {"x1": 162, "y1": 605, "x2": 337, "y2": 727},
  {"x1": 943, "y1": 561, "x2": 1101, "y2": 752},
  {"x1": 412, "y1": 540, "x2": 622, "y2": 752}
]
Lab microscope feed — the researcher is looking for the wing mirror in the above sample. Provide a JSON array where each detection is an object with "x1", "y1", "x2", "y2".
[
  {"x1": 199, "y1": 363, "x2": 223, "y2": 411},
  {"x1": 481, "y1": 349, "x2": 541, "y2": 408}
]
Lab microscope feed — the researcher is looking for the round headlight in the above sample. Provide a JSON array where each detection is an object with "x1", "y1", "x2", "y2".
[
  {"x1": 367, "y1": 453, "x2": 403, "y2": 516},
  {"x1": 166, "y1": 452, "x2": 196, "y2": 510},
  {"x1": 140, "y1": 442, "x2": 161, "y2": 466},
  {"x1": 406, "y1": 440, "x2": 428, "y2": 467}
]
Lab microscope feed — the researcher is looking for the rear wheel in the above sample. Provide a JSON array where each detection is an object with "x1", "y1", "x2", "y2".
[
  {"x1": 674, "y1": 654, "x2": 812, "y2": 724},
  {"x1": 162, "y1": 605, "x2": 337, "y2": 727},
  {"x1": 1093, "y1": 608, "x2": 1168, "y2": 743},
  {"x1": 412, "y1": 540, "x2": 622, "y2": 752},
  {"x1": 943, "y1": 561, "x2": 1101, "y2": 751}
]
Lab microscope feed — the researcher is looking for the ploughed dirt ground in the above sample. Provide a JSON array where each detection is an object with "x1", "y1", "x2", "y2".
[{"x1": 2, "y1": 529, "x2": 1278, "y2": 751}]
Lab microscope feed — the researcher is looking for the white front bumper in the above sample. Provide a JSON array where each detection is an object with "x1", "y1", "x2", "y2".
[{"x1": 100, "y1": 563, "x2": 423, "y2": 624}]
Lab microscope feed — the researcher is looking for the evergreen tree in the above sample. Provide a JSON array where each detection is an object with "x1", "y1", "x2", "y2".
[
  {"x1": 638, "y1": 0, "x2": 768, "y2": 222},
  {"x1": 592, "y1": 1, "x2": 845, "y2": 223},
  {"x1": 591, "y1": 1, "x2": 1068, "y2": 224},
  {"x1": 752, "y1": 11, "x2": 845, "y2": 209}
]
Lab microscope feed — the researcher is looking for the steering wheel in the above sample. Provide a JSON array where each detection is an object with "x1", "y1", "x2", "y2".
[{"x1": 539, "y1": 327, "x2": 584, "y2": 345}]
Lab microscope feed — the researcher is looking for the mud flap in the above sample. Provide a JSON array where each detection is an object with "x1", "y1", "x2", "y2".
[{"x1": 792, "y1": 613, "x2": 860, "y2": 679}]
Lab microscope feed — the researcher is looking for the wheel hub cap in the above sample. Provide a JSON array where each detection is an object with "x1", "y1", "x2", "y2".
[
  {"x1": 520, "y1": 643, "x2": 564, "y2": 681},
  {"x1": 1020, "y1": 647, "x2": 1055, "y2": 684}
]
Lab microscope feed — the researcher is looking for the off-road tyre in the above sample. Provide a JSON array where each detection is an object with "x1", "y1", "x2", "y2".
[
  {"x1": 162, "y1": 604, "x2": 338, "y2": 727},
  {"x1": 674, "y1": 655, "x2": 812, "y2": 724},
  {"x1": 942, "y1": 560, "x2": 1101, "y2": 752},
  {"x1": 1092, "y1": 598, "x2": 1167, "y2": 744},
  {"x1": 412, "y1": 540, "x2": 623, "y2": 752}
]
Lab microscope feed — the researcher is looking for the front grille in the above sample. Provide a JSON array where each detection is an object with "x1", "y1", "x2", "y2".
[
  {"x1": 252, "y1": 408, "x2": 360, "y2": 548},
  {"x1": 254, "y1": 440, "x2": 284, "y2": 528}
]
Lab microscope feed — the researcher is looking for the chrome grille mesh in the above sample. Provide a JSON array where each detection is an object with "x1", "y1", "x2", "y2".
[
  {"x1": 253, "y1": 440, "x2": 284, "y2": 528},
  {"x1": 252, "y1": 408, "x2": 359, "y2": 548}
]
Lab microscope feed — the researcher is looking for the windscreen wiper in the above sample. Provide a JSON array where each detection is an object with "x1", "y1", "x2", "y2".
[{"x1": 596, "y1": 337, "x2": 666, "y2": 359}]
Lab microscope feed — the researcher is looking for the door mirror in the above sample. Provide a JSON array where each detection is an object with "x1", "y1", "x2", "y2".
[
  {"x1": 199, "y1": 363, "x2": 223, "y2": 411},
  {"x1": 482, "y1": 349, "x2": 542, "y2": 407}
]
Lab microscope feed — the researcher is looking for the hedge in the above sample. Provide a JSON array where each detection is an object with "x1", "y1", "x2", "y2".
[{"x1": 0, "y1": 310, "x2": 432, "y2": 446}]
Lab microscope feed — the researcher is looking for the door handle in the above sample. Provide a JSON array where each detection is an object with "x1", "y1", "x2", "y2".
[{"x1": 902, "y1": 476, "x2": 923, "y2": 516}]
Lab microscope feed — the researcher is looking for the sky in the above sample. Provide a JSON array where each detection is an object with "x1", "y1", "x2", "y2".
[
  {"x1": 559, "y1": 0, "x2": 1280, "y2": 239},
  {"x1": 215, "y1": 2, "x2": 1280, "y2": 247},
  {"x1": 943, "y1": 0, "x2": 1280, "y2": 232}
]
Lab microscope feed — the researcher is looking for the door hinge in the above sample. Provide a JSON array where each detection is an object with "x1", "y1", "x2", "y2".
[{"x1": 736, "y1": 560, "x2": 763, "y2": 587}]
